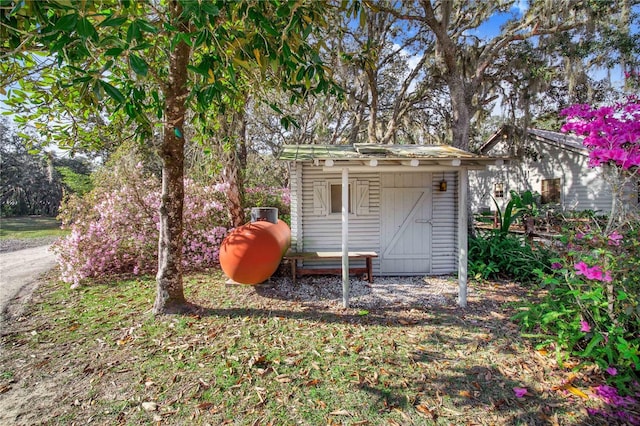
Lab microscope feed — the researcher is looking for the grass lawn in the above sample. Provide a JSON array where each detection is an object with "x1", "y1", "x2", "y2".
[
  {"x1": 0, "y1": 216, "x2": 67, "y2": 239},
  {"x1": 0, "y1": 271, "x2": 618, "y2": 425}
]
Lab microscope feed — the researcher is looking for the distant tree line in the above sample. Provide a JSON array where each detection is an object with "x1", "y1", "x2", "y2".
[{"x1": 0, "y1": 118, "x2": 92, "y2": 217}]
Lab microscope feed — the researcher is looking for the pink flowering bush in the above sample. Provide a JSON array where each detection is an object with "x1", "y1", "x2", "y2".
[
  {"x1": 515, "y1": 97, "x2": 640, "y2": 411},
  {"x1": 561, "y1": 99, "x2": 640, "y2": 170},
  {"x1": 53, "y1": 165, "x2": 230, "y2": 287},
  {"x1": 514, "y1": 220, "x2": 640, "y2": 395},
  {"x1": 561, "y1": 97, "x2": 640, "y2": 231}
]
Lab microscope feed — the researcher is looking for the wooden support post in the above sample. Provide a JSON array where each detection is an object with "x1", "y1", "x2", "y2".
[
  {"x1": 341, "y1": 167, "x2": 350, "y2": 308},
  {"x1": 458, "y1": 168, "x2": 468, "y2": 307}
]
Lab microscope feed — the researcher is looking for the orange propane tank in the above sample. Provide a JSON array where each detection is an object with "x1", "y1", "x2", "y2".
[{"x1": 219, "y1": 219, "x2": 291, "y2": 285}]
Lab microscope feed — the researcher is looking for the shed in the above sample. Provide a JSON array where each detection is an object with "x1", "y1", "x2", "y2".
[
  {"x1": 279, "y1": 143, "x2": 501, "y2": 307},
  {"x1": 469, "y1": 127, "x2": 639, "y2": 215}
]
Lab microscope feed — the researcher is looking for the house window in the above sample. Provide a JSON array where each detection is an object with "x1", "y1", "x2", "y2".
[
  {"x1": 541, "y1": 178, "x2": 561, "y2": 204},
  {"x1": 494, "y1": 182, "x2": 505, "y2": 198},
  {"x1": 330, "y1": 183, "x2": 352, "y2": 213}
]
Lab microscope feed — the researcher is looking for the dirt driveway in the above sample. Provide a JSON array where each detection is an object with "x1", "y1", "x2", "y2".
[{"x1": 0, "y1": 245, "x2": 57, "y2": 324}]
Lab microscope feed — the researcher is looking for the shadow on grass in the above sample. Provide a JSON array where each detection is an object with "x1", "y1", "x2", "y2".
[
  {"x1": 190, "y1": 303, "x2": 466, "y2": 329},
  {"x1": 354, "y1": 361, "x2": 590, "y2": 425}
]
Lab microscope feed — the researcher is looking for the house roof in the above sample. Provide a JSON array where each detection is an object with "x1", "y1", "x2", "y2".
[
  {"x1": 527, "y1": 128, "x2": 587, "y2": 153},
  {"x1": 479, "y1": 126, "x2": 586, "y2": 155},
  {"x1": 279, "y1": 143, "x2": 502, "y2": 168}
]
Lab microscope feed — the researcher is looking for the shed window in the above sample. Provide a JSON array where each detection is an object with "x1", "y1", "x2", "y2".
[
  {"x1": 330, "y1": 183, "x2": 352, "y2": 213},
  {"x1": 541, "y1": 178, "x2": 561, "y2": 204},
  {"x1": 494, "y1": 182, "x2": 505, "y2": 198}
]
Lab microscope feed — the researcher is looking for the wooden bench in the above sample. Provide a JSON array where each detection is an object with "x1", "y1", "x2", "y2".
[{"x1": 284, "y1": 251, "x2": 378, "y2": 284}]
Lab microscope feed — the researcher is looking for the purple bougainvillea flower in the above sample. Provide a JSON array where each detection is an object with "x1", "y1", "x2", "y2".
[
  {"x1": 551, "y1": 262, "x2": 563, "y2": 270},
  {"x1": 580, "y1": 320, "x2": 591, "y2": 332},
  {"x1": 608, "y1": 231, "x2": 623, "y2": 246},
  {"x1": 607, "y1": 367, "x2": 618, "y2": 376},
  {"x1": 575, "y1": 261, "x2": 589, "y2": 276},
  {"x1": 575, "y1": 262, "x2": 612, "y2": 282},
  {"x1": 513, "y1": 387, "x2": 528, "y2": 398}
]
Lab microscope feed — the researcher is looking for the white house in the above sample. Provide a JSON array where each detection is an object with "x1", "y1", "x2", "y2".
[
  {"x1": 469, "y1": 127, "x2": 639, "y2": 215},
  {"x1": 279, "y1": 143, "x2": 500, "y2": 307}
]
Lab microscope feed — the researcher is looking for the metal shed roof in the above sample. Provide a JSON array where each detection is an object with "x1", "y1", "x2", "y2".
[{"x1": 279, "y1": 143, "x2": 503, "y2": 168}]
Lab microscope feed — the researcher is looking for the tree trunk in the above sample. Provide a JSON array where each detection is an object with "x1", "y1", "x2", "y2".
[
  {"x1": 223, "y1": 151, "x2": 245, "y2": 228},
  {"x1": 153, "y1": 0, "x2": 191, "y2": 315},
  {"x1": 366, "y1": 67, "x2": 378, "y2": 144},
  {"x1": 221, "y1": 108, "x2": 246, "y2": 228},
  {"x1": 449, "y1": 77, "x2": 471, "y2": 151}
]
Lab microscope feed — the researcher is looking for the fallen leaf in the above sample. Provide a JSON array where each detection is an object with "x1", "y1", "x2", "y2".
[
  {"x1": 565, "y1": 386, "x2": 589, "y2": 399},
  {"x1": 116, "y1": 335, "x2": 131, "y2": 346},
  {"x1": 329, "y1": 409, "x2": 352, "y2": 416},
  {"x1": 458, "y1": 390, "x2": 472, "y2": 398},
  {"x1": 196, "y1": 402, "x2": 214, "y2": 410},
  {"x1": 393, "y1": 408, "x2": 412, "y2": 422},
  {"x1": 275, "y1": 374, "x2": 292, "y2": 383},
  {"x1": 415, "y1": 403, "x2": 435, "y2": 418},
  {"x1": 141, "y1": 401, "x2": 158, "y2": 411}
]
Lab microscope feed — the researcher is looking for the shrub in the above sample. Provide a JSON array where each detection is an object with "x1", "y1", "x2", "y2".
[
  {"x1": 53, "y1": 164, "x2": 230, "y2": 287},
  {"x1": 513, "y1": 220, "x2": 640, "y2": 391},
  {"x1": 468, "y1": 231, "x2": 553, "y2": 282}
]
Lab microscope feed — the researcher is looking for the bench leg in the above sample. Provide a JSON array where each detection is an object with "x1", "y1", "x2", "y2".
[
  {"x1": 366, "y1": 257, "x2": 373, "y2": 283},
  {"x1": 291, "y1": 259, "x2": 297, "y2": 284}
]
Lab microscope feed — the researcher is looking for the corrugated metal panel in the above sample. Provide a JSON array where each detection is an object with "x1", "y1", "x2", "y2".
[
  {"x1": 280, "y1": 143, "x2": 493, "y2": 161},
  {"x1": 291, "y1": 165, "x2": 462, "y2": 277},
  {"x1": 432, "y1": 171, "x2": 458, "y2": 274},
  {"x1": 299, "y1": 164, "x2": 381, "y2": 273},
  {"x1": 290, "y1": 163, "x2": 303, "y2": 251}
]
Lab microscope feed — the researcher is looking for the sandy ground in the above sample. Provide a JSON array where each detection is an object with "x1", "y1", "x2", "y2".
[{"x1": 0, "y1": 245, "x2": 57, "y2": 326}]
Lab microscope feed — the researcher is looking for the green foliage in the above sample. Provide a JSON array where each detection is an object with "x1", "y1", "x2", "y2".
[
  {"x1": 513, "y1": 220, "x2": 640, "y2": 391},
  {"x1": 56, "y1": 166, "x2": 93, "y2": 196},
  {"x1": 489, "y1": 190, "x2": 538, "y2": 235},
  {"x1": 468, "y1": 231, "x2": 552, "y2": 282},
  {"x1": 470, "y1": 190, "x2": 550, "y2": 282}
]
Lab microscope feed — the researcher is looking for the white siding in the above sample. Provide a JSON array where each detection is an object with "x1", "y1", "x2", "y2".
[
  {"x1": 469, "y1": 138, "x2": 627, "y2": 215},
  {"x1": 289, "y1": 163, "x2": 303, "y2": 251},
  {"x1": 289, "y1": 165, "x2": 460, "y2": 276},
  {"x1": 469, "y1": 164, "x2": 528, "y2": 213},
  {"x1": 299, "y1": 163, "x2": 381, "y2": 273}
]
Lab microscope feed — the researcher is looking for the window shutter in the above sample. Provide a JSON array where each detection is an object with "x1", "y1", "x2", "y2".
[
  {"x1": 313, "y1": 181, "x2": 327, "y2": 215},
  {"x1": 356, "y1": 181, "x2": 370, "y2": 215}
]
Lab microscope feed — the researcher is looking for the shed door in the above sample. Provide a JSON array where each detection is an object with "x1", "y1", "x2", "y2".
[{"x1": 380, "y1": 187, "x2": 432, "y2": 274}]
